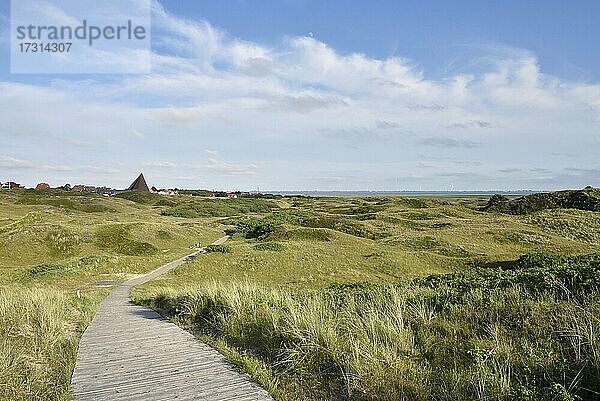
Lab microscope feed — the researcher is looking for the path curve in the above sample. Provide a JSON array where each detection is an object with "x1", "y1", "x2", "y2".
[{"x1": 71, "y1": 236, "x2": 273, "y2": 401}]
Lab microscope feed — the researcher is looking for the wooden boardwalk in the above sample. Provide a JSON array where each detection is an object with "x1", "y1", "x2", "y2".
[{"x1": 71, "y1": 236, "x2": 273, "y2": 401}]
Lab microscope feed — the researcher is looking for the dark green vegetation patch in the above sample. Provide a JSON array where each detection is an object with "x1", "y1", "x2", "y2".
[
  {"x1": 483, "y1": 187, "x2": 600, "y2": 215},
  {"x1": 204, "y1": 244, "x2": 231, "y2": 254},
  {"x1": 269, "y1": 227, "x2": 331, "y2": 242},
  {"x1": 418, "y1": 252, "x2": 600, "y2": 295},
  {"x1": 235, "y1": 209, "x2": 385, "y2": 240},
  {"x1": 28, "y1": 256, "x2": 116, "y2": 278}
]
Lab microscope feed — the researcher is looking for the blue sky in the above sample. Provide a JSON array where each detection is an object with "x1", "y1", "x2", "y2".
[{"x1": 1, "y1": 0, "x2": 599, "y2": 190}]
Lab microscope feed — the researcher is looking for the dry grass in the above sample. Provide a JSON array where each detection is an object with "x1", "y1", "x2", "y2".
[{"x1": 0, "y1": 287, "x2": 106, "y2": 400}]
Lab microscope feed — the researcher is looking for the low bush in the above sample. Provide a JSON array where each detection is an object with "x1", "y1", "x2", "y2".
[
  {"x1": 418, "y1": 252, "x2": 600, "y2": 296},
  {"x1": 28, "y1": 256, "x2": 116, "y2": 278},
  {"x1": 204, "y1": 244, "x2": 231, "y2": 254},
  {"x1": 269, "y1": 227, "x2": 331, "y2": 242},
  {"x1": 482, "y1": 187, "x2": 600, "y2": 215},
  {"x1": 44, "y1": 229, "x2": 81, "y2": 255},
  {"x1": 232, "y1": 209, "x2": 384, "y2": 240},
  {"x1": 236, "y1": 219, "x2": 279, "y2": 239}
]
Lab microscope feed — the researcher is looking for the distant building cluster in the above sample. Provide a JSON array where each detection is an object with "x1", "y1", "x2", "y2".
[
  {"x1": 1, "y1": 181, "x2": 24, "y2": 189},
  {"x1": 1, "y1": 172, "x2": 273, "y2": 199},
  {"x1": 1, "y1": 179, "x2": 116, "y2": 195},
  {"x1": 150, "y1": 187, "x2": 178, "y2": 196},
  {"x1": 71, "y1": 185, "x2": 117, "y2": 196}
]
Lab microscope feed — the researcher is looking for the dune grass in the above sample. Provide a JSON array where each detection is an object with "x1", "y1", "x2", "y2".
[
  {"x1": 134, "y1": 257, "x2": 600, "y2": 401},
  {"x1": 0, "y1": 287, "x2": 107, "y2": 400}
]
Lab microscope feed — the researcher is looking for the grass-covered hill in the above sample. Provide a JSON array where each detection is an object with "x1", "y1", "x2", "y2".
[
  {"x1": 482, "y1": 186, "x2": 600, "y2": 215},
  {"x1": 133, "y1": 192, "x2": 600, "y2": 401},
  {"x1": 1, "y1": 188, "x2": 599, "y2": 400}
]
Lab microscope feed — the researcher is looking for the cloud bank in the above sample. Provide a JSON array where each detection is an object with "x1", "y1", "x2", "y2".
[{"x1": 1, "y1": 1, "x2": 599, "y2": 190}]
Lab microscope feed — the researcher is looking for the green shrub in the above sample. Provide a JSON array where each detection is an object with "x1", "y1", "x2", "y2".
[
  {"x1": 418, "y1": 252, "x2": 600, "y2": 296},
  {"x1": 28, "y1": 256, "x2": 117, "y2": 278},
  {"x1": 236, "y1": 219, "x2": 279, "y2": 239},
  {"x1": 204, "y1": 244, "x2": 231, "y2": 254},
  {"x1": 156, "y1": 230, "x2": 173, "y2": 240},
  {"x1": 483, "y1": 188, "x2": 600, "y2": 214},
  {"x1": 230, "y1": 209, "x2": 383, "y2": 240},
  {"x1": 29, "y1": 263, "x2": 61, "y2": 276},
  {"x1": 269, "y1": 227, "x2": 331, "y2": 242},
  {"x1": 397, "y1": 197, "x2": 429, "y2": 209}
]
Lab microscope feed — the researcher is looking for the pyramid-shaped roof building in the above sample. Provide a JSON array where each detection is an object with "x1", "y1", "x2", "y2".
[{"x1": 127, "y1": 173, "x2": 150, "y2": 192}]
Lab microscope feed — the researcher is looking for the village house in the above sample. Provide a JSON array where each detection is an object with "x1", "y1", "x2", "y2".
[
  {"x1": 68, "y1": 184, "x2": 115, "y2": 196},
  {"x1": 1, "y1": 181, "x2": 24, "y2": 189},
  {"x1": 94, "y1": 187, "x2": 116, "y2": 196},
  {"x1": 35, "y1": 183, "x2": 50, "y2": 190}
]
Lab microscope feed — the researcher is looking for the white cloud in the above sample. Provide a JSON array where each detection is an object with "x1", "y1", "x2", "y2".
[
  {"x1": 144, "y1": 161, "x2": 177, "y2": 168},
  {"x1": 1, "y1": 3, "x2": 599, "y2": 190},
  {"x1": 0, "y1": 156, "x2": 33, "y2": 169},
  {"x1": 197, "y1": 158, "x2": 258, "y2": 176},
  {"x1": 130, "y1": 129, "x2": 144, "y2": 138},
  {"x1": 0, "y1": 156, "x2": 72, "y2": 172}
]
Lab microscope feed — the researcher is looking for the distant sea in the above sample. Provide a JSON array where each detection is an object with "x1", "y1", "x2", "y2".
[{"x1": 267, "y1": 190, "x2": 536, "y2": 198}]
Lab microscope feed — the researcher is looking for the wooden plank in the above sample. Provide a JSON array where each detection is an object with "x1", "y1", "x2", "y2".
[{"x1": 71, "y1": 236, "x2": 273, "y2": 400}]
